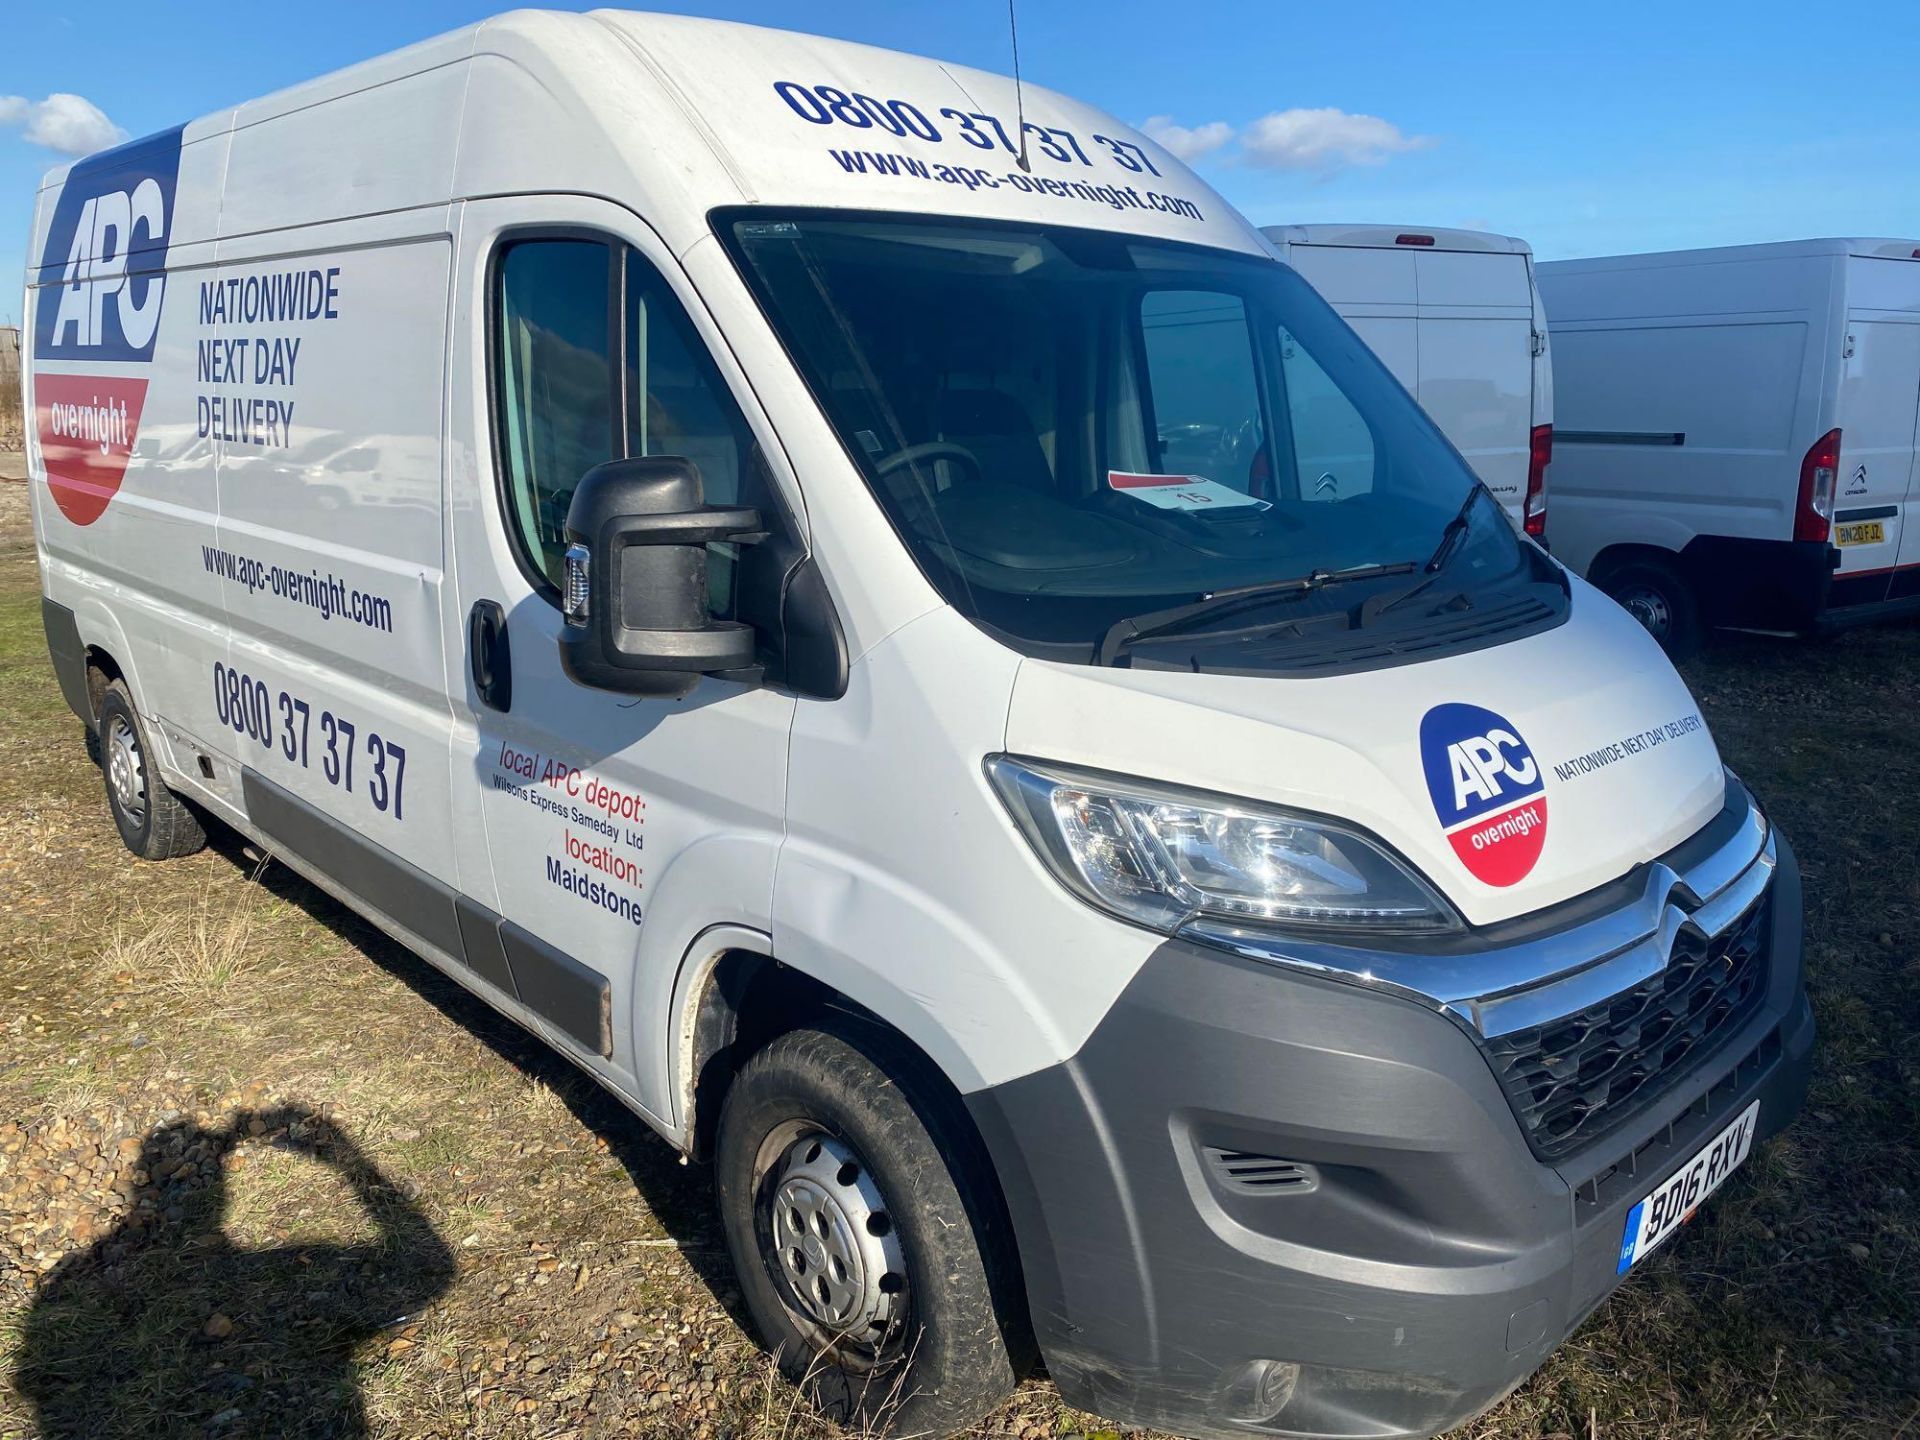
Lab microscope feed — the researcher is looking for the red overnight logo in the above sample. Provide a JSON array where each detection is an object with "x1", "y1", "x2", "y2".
[
  {"x1": 1418, "y1": 702, "x2": 1549, "y2": 887},
  {"x1": 35, "y1": 374, "x2": 150, "y2": 526}
]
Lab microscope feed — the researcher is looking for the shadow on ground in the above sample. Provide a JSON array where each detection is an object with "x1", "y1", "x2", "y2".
[
  {"x1": 203, "y1": 825, "x2": 755, "y2": 1317},
  {"x1": 216, "y1": 823, "x2": 753, "y2": 1320},
  {"x1": 12, "y1": 1103, "x2": 454, "y2": 1439}
]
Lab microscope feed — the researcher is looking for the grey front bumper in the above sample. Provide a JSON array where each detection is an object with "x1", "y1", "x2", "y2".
[{"x1": 967, "y1": 833, "x2": 1813, "y2": 1440}]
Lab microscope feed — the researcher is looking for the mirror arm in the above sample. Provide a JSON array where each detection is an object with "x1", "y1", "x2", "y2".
[{"x1": 600, "y1": 506, "x2": 768, "y2": 549}]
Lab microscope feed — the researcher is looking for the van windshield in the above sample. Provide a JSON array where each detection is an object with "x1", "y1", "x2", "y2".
[{"x1": 723, "y1": 213, "x2": 1555, "y2": 667}]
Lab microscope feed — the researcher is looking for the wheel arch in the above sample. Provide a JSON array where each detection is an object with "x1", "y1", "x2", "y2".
[
  {"x1": 669, "y1": 936, "x2": 1003, "y2": 1178},
  {"x1": 65, "y1": 597, "x2": 149, "y2": 725},
  {"x1": 1587, "y1": 541, "x2": 1687, "y2": 587}
]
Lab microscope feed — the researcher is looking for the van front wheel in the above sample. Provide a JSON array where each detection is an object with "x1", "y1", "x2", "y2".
[
  {"x1": 98, "y1": 681, "x2": 207, "y2": 861},
  {"x1": 715, "y1": 1021, "x2": 1020, "y2": 1437},
  {"x1": 1601, "y1": 556, "x2": 1704, "y2": 661}
]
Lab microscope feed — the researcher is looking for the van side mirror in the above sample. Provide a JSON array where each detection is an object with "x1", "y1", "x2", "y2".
[{"x1": 558, "y1": 455, "x2": 766, "y2": 699}]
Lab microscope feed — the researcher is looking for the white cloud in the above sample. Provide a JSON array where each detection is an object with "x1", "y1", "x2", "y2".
[
  {"x1": 1140, "y1": 115, "x2": 1234, "y2": 163},
  {"x1": 1238, "y1": 107, "x2": 1431, "y2": 173},
  {"x1": 0, "y1": 93, "x2": 128, "y2": 157}
]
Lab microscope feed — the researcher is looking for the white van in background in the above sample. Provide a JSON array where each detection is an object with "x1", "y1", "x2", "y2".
[
  {"x1": 1261, "y1": 225, "x2": 1553, "y2": 538},
  {"x1": 1539, "y1": 239, "x2": 1920, "y2": 656},
  {"x1": 26, "y1": 13, "x2": 1810, "y2": 1440}
]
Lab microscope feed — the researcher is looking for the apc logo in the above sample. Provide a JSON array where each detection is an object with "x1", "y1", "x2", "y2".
[
  {"x1": 1418, "y1": 702, "x2": 1548, "y2": 887},
  {"x1": 31, "y1": 127, "x2": 183, "y2": 525}
]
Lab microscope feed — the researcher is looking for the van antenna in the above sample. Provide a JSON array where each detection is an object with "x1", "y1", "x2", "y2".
[{"x1": 1007, "y1": 0, "x2": 1032, "y2": 172}]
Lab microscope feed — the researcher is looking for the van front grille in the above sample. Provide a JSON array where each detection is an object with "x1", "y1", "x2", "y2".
[{"x1": 1486, "y1": 890, "x2": 1772, "y2": 1162}]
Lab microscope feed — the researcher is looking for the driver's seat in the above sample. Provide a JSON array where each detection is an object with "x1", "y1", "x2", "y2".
[{"x1": 930, "y1": 388, "x2": 1055, "y2": 494}]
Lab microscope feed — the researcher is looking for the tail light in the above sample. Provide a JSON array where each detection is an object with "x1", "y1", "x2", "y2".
[
  {"x1": 1524, "y1": 424, "x2": 1552, "y2": 538},
  {"x1": 1795, "y1": 428, "x2": 1840, "y2": 543}
]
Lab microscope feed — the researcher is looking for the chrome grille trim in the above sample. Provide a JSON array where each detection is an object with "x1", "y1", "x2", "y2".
[
  {"x1": 1185, "y1": 782, "x2": 1771, "y2": 1041},
  {"x1": 1469, "y1": 833, "x2": 1773, "y2": 1038}
]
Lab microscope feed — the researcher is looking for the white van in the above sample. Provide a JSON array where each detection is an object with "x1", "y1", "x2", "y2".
[
  {"x1": 25, "y1": 13, "x2": 1810, "y2": 1440},
  {"x1": 1539, "y1": 239, "x2": 1920, "y2": 655},
  {"x1": 1261, "y1": 225, "x2": 1553, "y2": 537}
]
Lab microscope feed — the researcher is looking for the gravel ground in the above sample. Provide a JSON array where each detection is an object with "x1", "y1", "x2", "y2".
[{"x1": 0, "y1": 454, "x2": 1914, "y2": 1438}]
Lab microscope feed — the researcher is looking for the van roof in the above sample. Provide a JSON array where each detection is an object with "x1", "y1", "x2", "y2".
[
  {"x1": 1538, "y1": 237, "x2": 1920, "y2": 273},
  {"x1": 1260, "y1": 224, "x2": 1532, "y2": 256},
  {"x1": 35, "y1": 9, "x2": 1265, "y2": 263}
]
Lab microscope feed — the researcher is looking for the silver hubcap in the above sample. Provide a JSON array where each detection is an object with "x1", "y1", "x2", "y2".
[
  {"x1": 1616, "y1": 584, "x2": 1672, "y2": 638},
  {"x1": 763, "y1": 1130, "x2": 906, "y2": 1352},
  {"x1": 106, "y1": 714, "x2": 148, "y2": 827}
]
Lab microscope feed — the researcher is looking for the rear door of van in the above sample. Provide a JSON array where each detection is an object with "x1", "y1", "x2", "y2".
[
  {"x1": 1280, "y1": 244, "x2": 1421, "y2": 409},
  {"x1": 1281, "y1": 240, "x2": 1536, "y2": 522},
  {"x1": 1833, "y1": 257, "x2": 1920, "y2": 607},
  {"x1": 1410, "y1": 248, "x2": 1536, "y2": 515}
]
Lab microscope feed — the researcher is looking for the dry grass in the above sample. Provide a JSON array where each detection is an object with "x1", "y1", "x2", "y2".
[
  {"x1": 0, "y1": 458, "x2": 1913, "y2": 1438},
  {"x1": 90, "y1": 883, "x2": 271, "y2": 1000}
]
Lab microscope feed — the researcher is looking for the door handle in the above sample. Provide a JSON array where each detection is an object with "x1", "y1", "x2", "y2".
[{"x1": 469, "y1": 600, "x2": 512, "y2": 712}]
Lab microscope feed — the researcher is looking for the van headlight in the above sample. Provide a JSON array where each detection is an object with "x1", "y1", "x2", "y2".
[{"x1": 986, "y1": 755, "x2": 1459, "y2": 936}]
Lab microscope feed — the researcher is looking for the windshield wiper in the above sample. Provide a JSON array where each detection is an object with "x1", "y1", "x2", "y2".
[
  {"x1": 1365, "y1": 483, "x2": 1492, "y2": 624},
  {"x1": 1095, "y1": 560, "x2": 1417, "y2": 666},
  {"x1": 1422, "y1": 481, "x2": 1491, "y2": 575}
]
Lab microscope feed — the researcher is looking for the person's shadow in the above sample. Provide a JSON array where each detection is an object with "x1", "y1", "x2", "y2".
[{"x1": 13, "y1": 1104, "x2": 454, "y2": 1438}]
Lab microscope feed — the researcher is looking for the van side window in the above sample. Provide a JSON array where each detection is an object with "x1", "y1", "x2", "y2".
[
  {"x1": 624, "y1": 251, "x2": 757, "y2": 616},
  {"x1": 496, "y1": 239, "x2": 617, "y2": 589},
  {"x1": 493, "y1": 240, "x2": 757, "y2": 610},
  {"x1": 625, "y1": 251, "x2": 754, "y2": 504},
  {"x1": 1279, "y1": 327, "x2": 1376, "y2": 502}
]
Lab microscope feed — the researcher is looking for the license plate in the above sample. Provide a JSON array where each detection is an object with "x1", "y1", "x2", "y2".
[
  {"x1": 1616, "y1": 1100, "x2": 1760, "y2": 1273},
  {"x1": 1835, "y1": 521, "x2": 1885, "y2": 546}
]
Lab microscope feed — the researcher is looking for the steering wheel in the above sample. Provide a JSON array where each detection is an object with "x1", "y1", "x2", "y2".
[{"x1": 874, "y1": 441, "x2": 985, "y2": 487}]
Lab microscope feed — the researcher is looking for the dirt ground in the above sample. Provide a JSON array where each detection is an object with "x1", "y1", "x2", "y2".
[{"x1": 0, "y1": 450, "x2": 1914, "y2": 1438}]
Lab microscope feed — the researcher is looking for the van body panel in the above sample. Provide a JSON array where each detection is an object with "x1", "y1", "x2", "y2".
[
  {"x1": 775, "y1": 607, "x2": 1160, "y2": 1094},
  {"x1": 1540, "y1": 238, "x2": 1920, "y2": 625},
  {"x1": 1005, "y1": 581, "x2": 1723, "y2": 929},
  {"x1": 210, "y1": 216, "x2": 464, "y2": 899},
  {"x1": 452, "y1": 18, "x2": 748, "y2": 260},
  {"x1": 1262, "y1": 226, "x2": 1545, "y2": 519},
  {"x1": 1546, "y1": 316, "x2": 1815, "y2": 569},
  {"x1": 28, "y1": 124, "x2": 232, "y2": 780},
  {"x1": 220, "y1": 57, "x2": 469, "y2": 238}
]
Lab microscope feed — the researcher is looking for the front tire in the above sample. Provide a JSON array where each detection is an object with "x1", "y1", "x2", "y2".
[
  {"x1": 1600, "y1": 555, "x2": 1704, "y2": 661},
  {"x1": 715, "y1": 1020, "x2": 1022, "y2": 1437},
  {"x1": 97, "y1": 680, "x2": 207, "y2": 860}
]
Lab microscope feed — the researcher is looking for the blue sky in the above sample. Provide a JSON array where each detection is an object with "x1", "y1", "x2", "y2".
[{"x1": 6, "y1": 0, "x2": 1918, "y2": 325}]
